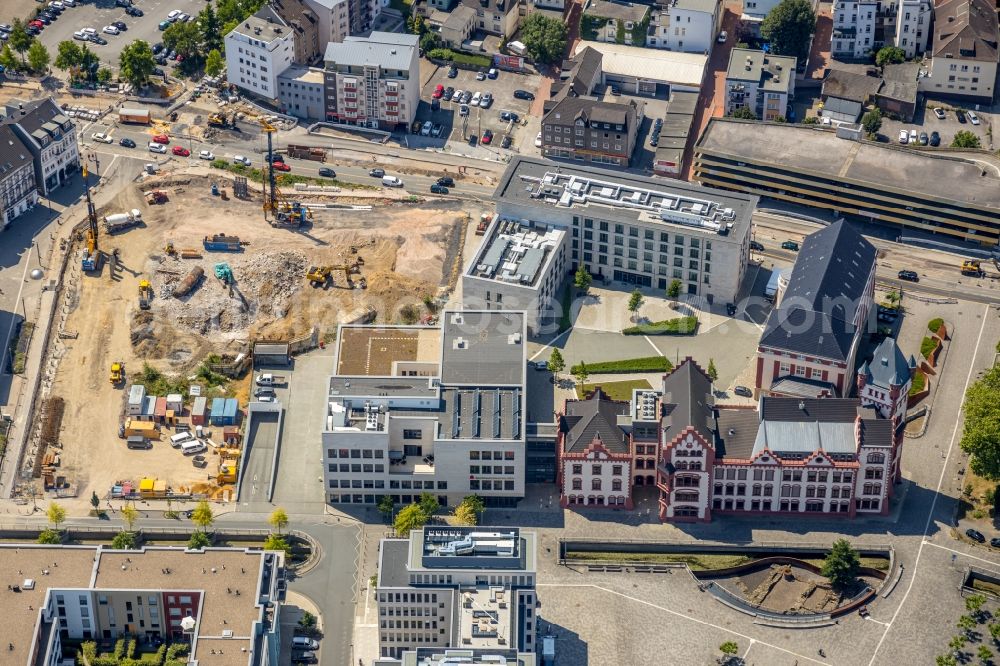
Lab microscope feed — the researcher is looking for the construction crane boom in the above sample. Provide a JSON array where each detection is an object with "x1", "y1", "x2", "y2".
[
  {"x1": 260, "y1": 119, "x2": 311, "y2": 227},
  {"x1": 81, "y1": 164, "x2": 102, "y2": 271}
]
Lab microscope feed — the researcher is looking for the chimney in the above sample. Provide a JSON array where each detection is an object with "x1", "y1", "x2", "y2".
[{"x1": 798, "y1": 400, "x2": 806, "y2": 411}]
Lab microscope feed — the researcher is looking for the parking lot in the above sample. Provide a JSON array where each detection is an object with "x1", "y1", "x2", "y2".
[
  {"x1": 408, "y1": 65, "x2": 543, "y2": 160},
  {"x1": 880, "y1": 101, "x2": 993, "y2": 149},
  {"x1": 33, "y1": 0, "x2": 207, "y2": 70}
]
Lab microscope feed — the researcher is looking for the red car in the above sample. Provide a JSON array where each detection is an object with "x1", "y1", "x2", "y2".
[
  {"x1": 273, "y1": 162, "x2": 291, "y2": 172},
  {"x1": 481, "y1": 129, "x2": 493, "y2": 145},
  {"x1": 152, "y1": 134, "x2": 169, "y2": 144},
  {"x1": 171, "y1": 146, "x2": 190, "y2": 157},
  {"x1": 432, "y1": 84, "x2": 444, "y2": 99},
  {"x1": 30, "y1": 20, "x2": 44, "y2": 28}
]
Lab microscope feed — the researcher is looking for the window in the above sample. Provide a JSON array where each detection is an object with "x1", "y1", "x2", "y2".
[
  {"x1": 867, "y1": 452, "x2": 885, "y2": 464},
  {"x1": 612, "y1": 479, "x2": 622, "y2": 491},
  {"x1": 572, "y1": 478, "x2": 582, "y2": 490},
  {"x1": 592, "y1": 479, "x2": 602, "y2": 491},
  {"x1": 572, "y1": 464, "x2": 582, "y2": 474},
  {"x1": 612, "y1": 465, "x2": 622, "y2": 475},
  {"x1": 592, "y1": 464, "x2": 602, "y2": 475}
]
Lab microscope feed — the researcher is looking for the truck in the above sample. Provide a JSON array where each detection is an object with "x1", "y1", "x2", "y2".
[
  {"x1": 119, "y1": 107, "x2": 151, "y2": 124},
  {"x1": 255, "y1": 373, "x2": 286, "y2": 386},
  {"x1": 764, "y1": 270, "x2": 781, "y2": 301},
  {"x1": 203, "y1": 234, "x2": 244, "y2": 252},
  {"x1": 103, "y1": 209, "x2": 143, "y2": 234}
]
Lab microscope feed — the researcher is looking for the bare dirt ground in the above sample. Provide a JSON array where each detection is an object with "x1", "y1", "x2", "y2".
[{"x1": 48, "y1": 165, "x2": 472, "y2": 508}]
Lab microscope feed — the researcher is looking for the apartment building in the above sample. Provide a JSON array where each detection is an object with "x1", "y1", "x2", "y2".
[
  {"x1": 223, "y1": 5, "x2": 295, "y2": 102},
  {"x1": 920, "y1": 0, "x2": 998, "y2": 102},
  {"x1": 540, "y1": 96, "x2": 642, "y2": 166},
  {"x1": 304, "y1": 0, "x2": 383, "y2": 42},
  {"x1": 462, "y1": 219, "x2": 569, "y2": 336},
  {"x1": 322, "y1": 310, "x2": 527, "y2": 508},
  {"x1": 459, "y1": 0, "x2": 520, "y2": 38},
  {"x1": 323, "y1": 32, "x2": 419, "y2": 130},
  {"x1": 647, "y1": 0, "x2": 722, "y2": 54},
  {"x1": 724, "y1": 48, "x2": 796, "y2": 121},
  {"x1": 0, "y1": 124, "x2": 38, "y2": 229},
  {"x1": 832, "y1": 0, "x2": 877, "y2": 57},
  {"x1": 694, "y1": 119, "x2": 1000, "y2": 245},
  {"x1": 892, "y1": 0, "x2": 932, "y2": 57},
  {"x1": 375, "y1": 527, "x2": 537, "y2": 662},
  {"x1": 2, "y1": 545, "x2": 283, "y2": 666},
  {"x1": 494, "y1": 157, "x2": 756, "y2": 306},
  {"x1": 271, "y1": 0, "x2": 323, "y2": 64},
  {"x1": 277, "y1": 65, "x2": 326, "y2": 119},
  {"x1": 581, "y1": 0, "x2": 651, "y2": 46},
  {"x1": 651, "y1": 359, "x2": 902, "y2": 522},
  {"x1": 756, "y1": 220, "x2": 876, "y2": 399},
  {"x1": 832, "y1": 0, "x2": 929, "y2": 59},
  {"x1": 3, "y1": 98, "x2": 79, "y2": 196}
]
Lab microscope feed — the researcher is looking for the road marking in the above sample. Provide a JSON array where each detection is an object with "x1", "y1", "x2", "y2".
[
  {"x1": 528, "y1": 328, "x2": 571, "y2": 361},
  {"x1": 924, "y1": 541, "x2": 1000, "y2": 572},
  {"x1": 536, "y1": 583, "x2": 826, "y2": 665},
  {"x1": 643, "y1": 335, "x2": 663, "y2": 357},
  {"x1": 866, "y1": 302, "x2": 990, "y2": 666}
]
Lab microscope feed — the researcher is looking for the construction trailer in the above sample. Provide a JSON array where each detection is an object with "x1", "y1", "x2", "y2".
[
  {"x1": 118, "y1": 108, "x2": 151, "y2": 124},
  {"x1": 203, "y1": 234, "x2": 244, "y2": 252}
]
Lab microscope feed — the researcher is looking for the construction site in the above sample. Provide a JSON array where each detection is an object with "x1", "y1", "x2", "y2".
[{"x1": 24, "y1": 147, "x2": 475, "y2": 509}]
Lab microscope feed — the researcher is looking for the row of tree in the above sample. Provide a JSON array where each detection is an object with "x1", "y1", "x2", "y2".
[
  {"x1": 383, "y1": 493, "x2": 486, "y2": 535},
  {"x1": 0, "y1": 19, "x2": 51, "y2": 75}
]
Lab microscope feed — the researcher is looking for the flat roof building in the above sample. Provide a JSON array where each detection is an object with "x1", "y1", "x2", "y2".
[
  {"x1": 493, "y1": 157, "x2": 757, "y2": 307},
  {"x1": 573, "y1": 41, "x2": 707, "y2": 96},
  {"x1": 694, "y1": 118, "x2": 1000, "y2": 246}
]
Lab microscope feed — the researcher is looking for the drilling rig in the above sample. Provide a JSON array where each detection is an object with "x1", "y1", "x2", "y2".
[
  {"x1": 80, "y1": 164, "x2": 103, "y2": 272},
  {"x1": 260, "y1": 120, "x2": 311, "y2": 227}
]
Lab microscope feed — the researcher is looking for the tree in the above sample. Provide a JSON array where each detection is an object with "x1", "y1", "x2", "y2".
[
  {"x1": 627, "y1": 289, "x2": 644, "y2": 320},
  {"x1": 719, "y1": 641, "x2": 739, "y2": 660},
  {"x1": 574, "y1": 265, "x2": 593, "y2": 293},
  {"x1": 952, "y1": 130, "x2": 982, "y2": 149},
  {"x1": 875, "y1": 46, "x2": 905, "y2": 67},
  {"x1": 462, "y1": 495, "x2": 485, "y2": 519},
  {"x1": 8, "y1": 19, "x2": 33, "y2": 66},
  {"x1": 761, "y1": 0, "x2": 816, "y2": 61},
  {"x1": 190, "y1": 500, "x2": 214, "y2": 532},
  {"x1": 418, "y1": 492, "x2": 439, "y2": 519},
  {"x1": 615, "y1": 19, "x2": 626, "y2": 45},
  {"x1": 47, "y1": 501, "x2": 67, "y2": 529},
  {"x1": 729, "y1": 106, "x2": 757, "y2": 120},
  {"x1": 547, "y1": 349, "x2": 565, "y2": 374},
  {"x1": 951, "y1": 634, "x2": 968, "y2": 653},
  {"x1": 394, "y1": 503, "x2": 428, "y2": 536},
  {"x1": 198, "y1": 2, "x2": 223, "y2": 52},
  {"x1": 205, "y1": 49, "x2": 225, "y2": 77},
  {"x1": 707, "y1": 359, "x2": 719, "y2": 382},
  {"x1": 666, "y1": 278, "x2": 682, "y2": 299},
  {"x1": 96, "y1": 67, "x2": 112, "y2": 85},
  {"x1": 820, "y1": 538, "x2": 860, "y2": 591},
  {"x1": 37, "y1": 529, "x2": 61, "y2": 544},
  {"x1": 966, "y1": 594, "x2": 987, "y2": 616},
  {"x1": 187, "y1": 531, "x2": 211, "y2": 550},
  {"x1": 861, "y1": 108, "x2": 882, "y2": 137},
  {"x1": 990, "y1": 622, "x2": 1000, "y2": 641},
  {"x1": 959, "y1": 614, "x2": 977, "y2": 635},
  {"x1": 119, "y1": 40, "x2": 156, "y2": 88},
  {"x1": 27, "y1": 40, "x2": 49, "y2": 74},
  {"x1": 960, "y1": 365, "x2": 1000, "y2": 479},
  {"x1": 978, "y1": 645, "x2": 993, "y2": 665},
  {"x1": 121, "y1": 505, "x2": 140, "y2": 532},
  {"x1": 937, "y1": 656, "x2": 958, "y2": 666},
  {"x1": 419, "y1": 31, "x2": 441, "y2": 53},
  {"x1": 454, "y1": 502, "x2": 477, "y2": 525},
  {"x1": 267, "y1": 507, "x2": 289, "y2": 534},
  {"x1": 0, "y1": 44, "x2": 17, "y2": 72},
  {"x1": 55, "y1": 40, "x2": 83, "y2": 74},
  {"x1": 111, "y1": 531, "x2": 137, "y2": 550},
  {"x1": 163, "y1": 20, "x2": 203, "y2": 59},
  {"x1": 90, "y1": 491, "x2": 101, "y2": 513},
  {"x1": 298, "y1": 611, "x2": 317, "y2": 631},
  {"x1": 519, "y1": 13, "x2": 567, "y2": 64},
  {"x1": 574, "y1": 361, "x2": 589, "y2": 386},
  {"x1": 264, "y1": 533, "x2": 292, "y2": 555},
  {"x1": 378, "y1": 495, "x2": 395, "y2": 522}
]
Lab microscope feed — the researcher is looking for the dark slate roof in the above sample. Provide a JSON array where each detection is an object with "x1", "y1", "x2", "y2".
[
  {"x1": 822, "y1": 69, "x2": 882, "y2": 103},
  {"x1": 551, "y1": 46, "x2": 604, "y2": 102},
  {"x1": 660, "y1": 359, "x2": 714, "y2": 444},
  {"x1": 2, "y1": 98, "x2": 71, "y2": 141},
  {"x1": 759, "y1": 220, "x2": 876, "y2": 362},
  {"x1": 770, "y1": 376, "x2": 838, "y2": 398},
  {"x1": 933, "y1": 0, "x2": 998, "y2": 62},
  {"x1": 713, "y1": 408, "x2": 759, "y2": 459},
  {"x1": 860, "y1": 337, "x2": 913, "y2": 389},
  {"x1": 0, "y1": 125, "x2": 33, "y2": 180},
  {"x1": 542, "y1": 96, "x2": 637, "y2": 129},
  {"x1": 858, "y1": 417, "x2": 893, "y2": 448},
  {"x1": 560, "y1": 388, "x2": 631, "y2": 453},
  {"x1": 759, "y1": 397, "x2": 862, "y2": 423}
]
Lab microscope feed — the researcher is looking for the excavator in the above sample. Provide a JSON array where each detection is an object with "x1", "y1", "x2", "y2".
[
  {"x1": 961, "y1": 258, "x2": 1000, "y2": 278},
  {"x1": 307, "y1": 255, "x2": 362, "y2": 288},
  {"x1": 138, "y1": 279, "x2": 153, "y2": 310},
  {"x1": 109, "y1": 361, "x2": 124, "y2": 385},
  {"x1": 80, "y1": 165, "x2": 102, "y2": 271},
  {"x1": 260, "y1": 119, "x2": 311, "y2": 227}
]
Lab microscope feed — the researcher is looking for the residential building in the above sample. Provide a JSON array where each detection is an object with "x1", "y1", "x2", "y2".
[
  {"x1": 322, "y1": 310, "x2": 527, "y2": 507},
  {"x1": 494, "y1": 157, "x2": 757, "y2": 306},
  {"x1": 425, "y1": 5, "x2": 477, "y2": 48},
  {"x1": 272, "y1": 0, "x2": 323, "y2": 63},
  {"x1": 893, "y1": 0, "x2": 932, "y2": 58},
  {"x1": 652, "y1": 89, "x2": 698, "y2": 177},
  {"x1": 540, "y1": 96, "x2": 643, "y2": 166},
  {"x1": 647, "y1": 0, "x2": 722, "y2": 54},
  {"x1": 462, "y1": 220, "x2": 569, "y2": 336},
  {"x1": 741, "y1": 0, "x2": 785, "y2": 34},
  {"x1": 573, "y1": 41, "x2": 707, "y2": 96},
  {"x1": 724, "y1": 48, "x2": 796, "y2": 121},
  {"x1": 531, "y1": 0, "x2": 564, "y2": 11},
  {"x1": 323, "y1": 32, "x2": 420, "y2": 130},
  {"x1": 0, "y1": 124, "x2": 38, "y2": 229},
  {"x1": 694, "y1": 119, "x2": 1000, "y2": 245},
  {"x1": 920, "y1": 0, "x2": 998, "y2": 101},
  {"x1": 832, "y1": 0, "x2": 930, "y2": 60},
  {"x1": 1, "y1": 544, "x2": 283, "y2": 666},
  {"x1": 831, "y1": 0, "x2": 877, "y2": 58},
  {"x1": 223, "y1": 5, "x2": 295, "y2": 102},
  {"x1": 277, "y1": 65, "x2": 326, "y2": 119},
  {"x1": 3, "y1": 98, "x2": 79, "y2": 196},
  {"x1": 654, "y1": 359, "x2": 902, "y2": 521},
  {"x1": 556, "y1": 388, "x2": 638, "y2": 509},
  {"x1": 875, "y1": 62, "x2": 920, "y2": 121},
  {"x1": 581, "y1": 0, "x2": 651, "y2": 46},
  {"x1": 551, "y1": 46, "x2": 604, "y2": 100},
  {"x1": 305, "y1": 0, "x2": 383, "y2": 43},
  {"x1": 755, "y1": 220, "x2": 877, "y2": 398},
  {"x1": 375, "y1": 527, "x2": 537, "y2": 661},
  {"x1": 459, "y1": 0, "x2": 520, "y2": 38}
]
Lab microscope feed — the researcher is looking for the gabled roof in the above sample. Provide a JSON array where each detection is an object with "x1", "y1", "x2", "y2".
[
  {"x1": 759, "y1": 220, "x2": 876, "y2": 362},
  {"x1": 552, "y1": 46, "x2": 603, "y2": 102},
  {"x1": 0, "y1": 125, "x2": 33, "y2": 180},
  {"x1": 933, "y1": 0, "x2": 998, "y2": 62},
  {"x1": 860, "y1": 337, "x2": 913, "y2": 389},
  {"x1": 560, "y1": 388, "x2": 631, "y2": 453},
  {"x1": 2, "y1": 97, "x2": 72, "y2": 144},
  {"x1": 542, "y1": 96, "x2": 637, "y2": 129},
  {"x1": 821, "y1": 68, "x2": 882, "y2": 103},
  {"x1": 660, "y1": 359, "x2": 715, "y2": 444}
]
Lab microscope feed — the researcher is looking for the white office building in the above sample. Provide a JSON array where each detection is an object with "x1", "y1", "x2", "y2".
[{"x1": 223, "y1": 5, "x2": 295, "y2": 101}]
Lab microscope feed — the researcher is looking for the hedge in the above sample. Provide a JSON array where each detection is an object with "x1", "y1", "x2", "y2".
[
  {"x1": 622, "y1": 316, "x2": 698, "y2": 336},
  {"x1": 920, "y1": 336, "x2": 937, "y2": 359},
  {"x1": 927, "y1": 318, "x2": 944, "y2": 333},
  {"x1": 570, "y1": 356, "x2": 674, "y2": 375},
  {"x1": 427, "y1": 48, "x2": 493, "y2": 68},
  {"x1": 908, "y1": 370, "x2": 926, "y2": 396}
]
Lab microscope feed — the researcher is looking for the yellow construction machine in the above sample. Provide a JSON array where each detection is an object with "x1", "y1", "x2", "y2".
[
  {"x1": 138, "y1": 279, "x2": 153, "y2": 310},
  {"x1": 260, "y1": 119, "x2": 312, "y2": 226},
  {"x1": 961, "y1": 260, "x2": 984, "y2": 277},
  {"x1": 109, "y1": 361, "x2": 123, "y2": 385},
  {"x1": 306, "y1": 265, "x2": 333, "y2": 287}
]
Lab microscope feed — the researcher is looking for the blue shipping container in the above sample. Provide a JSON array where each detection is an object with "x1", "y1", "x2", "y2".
[
  {"x1": 222, "y1": 398, "x2": 239, "y2": 425},
  {"x1": 209, "y1": 397, "x2": 226, "y2": 425}
]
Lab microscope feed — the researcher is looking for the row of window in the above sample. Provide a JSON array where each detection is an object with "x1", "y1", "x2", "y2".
[
  {"x1": 570, "y1": 478, "x2": 624, "y2": 491},
  {"x1": 574, "y1": 217, "x2": 712, "y2": 248},
  {"x1": 470, "y1": 479, "x2": 516, "y2": 491},
  {"x1": 469, "y1": 450, "x2": 517, "y2": 460},
  {"x1": 712, "y1": 483, "x2": 859, "y2": 498},
  {"x1": 470, "y1": 465, "x2": 516, "y2": 475},
  {"x1": 714, "y1": 468, "x2": 857, "y2": 483},
  {"x1": 566, "y1": 495, "x2": 627, "y2": 506},
  {"x1": 710, "y1": 498, "x2": 857, "y2": 512},
  {"x1": 330, "y1": 448, "x2": 385, "y2": 458},
  {"x1": 570, "y1": 463, "x2": 626, "y2": 475},
  {"x1": 329, "y1": 463, "x2": 385, "y2": 473}
]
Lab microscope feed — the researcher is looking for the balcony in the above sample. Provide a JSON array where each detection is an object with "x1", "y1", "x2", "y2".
[{"x1": 388, "y1": 453, "x2": 435, "y2": 475}]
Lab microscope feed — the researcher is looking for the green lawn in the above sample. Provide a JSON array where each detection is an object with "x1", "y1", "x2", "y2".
[
  {"x1": 576, "y1": 379, "x2": 652, "y2": 401},
  {"x1": 622, "y1": 316, "x2": 698, "y2": 336},
  {"x1": 908, "y1": 370, "x2": 926, "y2": 396}
]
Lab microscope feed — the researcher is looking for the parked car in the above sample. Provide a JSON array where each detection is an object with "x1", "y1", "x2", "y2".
[
  {"x1": 436, "y1": 176, "x2": 454, "y2": 187},
  {"x1": 152, "y1": 134, "x2": 169, "y2": 144},
  {"x1": 897, "y1": 269, "x2": 919, "y2": 282},
  {"x1": 475, "y1": 71, "x2": 486, "y2": 81},
  {"x1": 125, "y1": 6, "x2": 143, "y2": 16},
  {"x1": 453, "y1": 89, "x2": 464, "y2": 103},
  {"x1": 233, "y1": 155, "x2": 251, "y2": 166},
  {"x1": 430, "y1": 184, "x2": 449, "y2": 194},
  {"x1": 513, "y1": 89, "x2": 534, "y2": 100},
  {"x1": 112, "y1": 20, "x2": 127, "y2": 30},
  {"x1": 119, "y1": 137, "x2": 135, "y2": 148},
  {"x1": 967, "y1": 528, "x2": 986, "y2": 543},
  {"x1": 152, "y1": 42, "x2": 163, "y2": 54},
  {"x1": 369, "y1": 167, "x2": 385, "y2": 177},
  {"x1": 292, "y1": 638, "x2": 320, "y2": 651},
  {"x1": 897, "y1": 129, "x2": 908, "y2": 144},
  {"x1": 534, "y1": 132, "x2": 542, "y2": 147},
  {"x1": 447, "y1": 66, "x2": 458, "y2": 78},
  {"x1": 432, "y1": 84, "x2": 444, "y2": 99},
  {"x1": 199, "y1": 150, "x2": 214, "y2": 160},
  {"x1": 480, "y1": 92, "x2": 493, "y2": 108},
  {"x1": 733, "y1": 386, "x2": 753, "y2": 398},
  {"x1": 468, "y1": 134, "x2": 478, "y2": 146},
  {"x1": 73, "y1": 30, "x2": 89, "y2": 40},
  {"x1": 957, "y1": 110, "x2": 967, "y2": 123},
  {"x1": 148, "y1": 142, "x2": 167, "y2": 154},
  {"x1": 933, "y1": 107, "x2": 946, "y2": 120},
  {"x1": 254, "y1": 387, "x2": 276, "y2": 399},
  {"x1": 470, "y1": 91, "x2": 481, "y2": 106},
  {"x1": 431, "y1": 123, "x2": 443, "y2": 137},
  {"x1": 717, "y1": 30, "x2": 728, "y2": 43},
  {"x1": 459, "y1": 104, "x2": 470, "y2": 117},
  {"x1": 501, "y1": 135, "x2": 512, "y2": 149},
  {"x1": 318, "y1": 167, "x2": 336, "y2": 178},
  {"x1": 481, "y1": 129, "x2": 493, "y2": 144},
  {"x1": 430, "y1": 98, "x2": 440, "y2": 112},
  {"x1": 291, "y1": 652, "x2": 317, "y2": 665},
  {"x1": 89, "y1": 34, "x2": 107, "y2": 45},
  {"x1": 273, "y1": 162, "x2": 291, "y2": 172},
  {"x1": 102, "y1": 25, "x2": 119, "y2": 34},
  {"x1": 529, "y1": 360, "x2": 548, "y2": 370},
  {"x1": 91, "y1": 132, "x2": 113, "y2": 143},
  {"x1": 487, "y1": 68, "x2": 498, "y2": 79},
  {"x1": 443, "y1": 86, "x2": 454, "y2": 100},
  {"x1": 500, "y1": 111, "x2": 519, "y2": 122},
  {"x1": 171, "y1": 146, "x2": 190, "y2": 156},
  {"x1": 918, "y1": 131, "x2": 928, "y2": 145},
  {"x1": 461, "y1": 91, "x2": 472, "y2": 104},
  {"x1": 420, "y1": 120, "x2": 433, "y2": 136},
  {"x1": 968, "y1": 110, "x2": 980, "y2": 125},
  {"x1": 781, "y1": 240, "x2": 799, "y2": 251},
  {"x1": 929, "y1": 131, "x2": 941, "y2": 147},
  {"x1": 991, "y1": 538, "x2": 1000, "y2": 549},
  {"x1": 908, "y1": 128, "x2": 917, "y2": 143},
  {"x1": 749, "y1": 240, "x2": 764, "y2": 251},
  {"x1": 158, "y1": 20, "x2": 170, "y2": 30}
]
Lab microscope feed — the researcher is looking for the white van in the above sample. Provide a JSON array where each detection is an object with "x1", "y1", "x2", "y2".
[
  {"x1": 170, "y1": 431, "x2": 195, "y2": 448},
  {"x1": 382, "y1": 175, "x2": 403, "y2": 188},
  {"x1": 181, "y1": 440, "x2": 207, "y2": 456}
]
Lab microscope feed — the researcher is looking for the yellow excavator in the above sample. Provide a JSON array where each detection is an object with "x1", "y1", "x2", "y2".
[
  {"x1": 109, "y1": 361, "x2": 123, "y2": 385},
  {"x1": 961, "y1": 260, "x2": 984, "y2": 277},
  {"x1": 138, "y1": 279, "x2": 153, "y2": 310}
]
